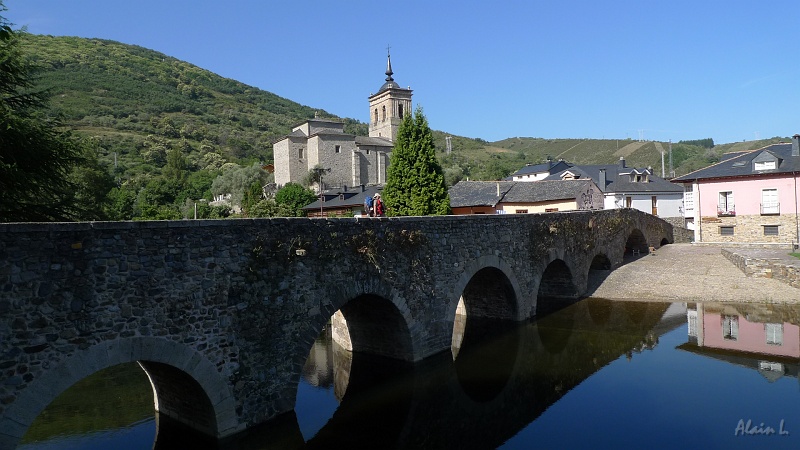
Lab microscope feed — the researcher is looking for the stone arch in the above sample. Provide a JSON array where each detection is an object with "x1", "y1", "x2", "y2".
[
  {"x1": 300, "y1": 274, "x2": 417, "y2": 365},
  {"x1": 624, "y1": 228, "x2": 649, "y2": 255},
  {"x1": 660, "y1": 237, "x2": 670, "y2": 246},
  {"x1": 0, "y1": 337, "x2": 238, "y2": 448},
  {"x1": 538, "y1": 259, "x2": 578, "y2": 299},
  {"x1": 589, "y1": 253, "x2": 612, "y2": 270},
  {"x1": 449, "y1": 255, "x2": 525, "y2": 323}
]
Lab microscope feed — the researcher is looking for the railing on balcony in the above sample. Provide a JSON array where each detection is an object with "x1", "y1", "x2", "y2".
[
  {"x1": 717, "y1": 205, "x2": 735, "y2": 217},
  {"x1": 761, "y1": 202, "x2": 780, "y2": 215}
]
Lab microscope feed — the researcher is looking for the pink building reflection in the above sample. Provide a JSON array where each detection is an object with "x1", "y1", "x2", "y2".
[{"x1": 683, "y1": 303, "x2": 800, "y2": 381}]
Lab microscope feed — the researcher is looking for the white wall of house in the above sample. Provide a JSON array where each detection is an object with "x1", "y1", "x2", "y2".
[{"x1": 604, "y1": 192, "x2": 683, "y2": 218}]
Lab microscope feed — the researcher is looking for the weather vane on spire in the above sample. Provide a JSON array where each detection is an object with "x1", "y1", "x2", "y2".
[{"x1": 385, "y1": 44, "x2": 394, "y2": 81}]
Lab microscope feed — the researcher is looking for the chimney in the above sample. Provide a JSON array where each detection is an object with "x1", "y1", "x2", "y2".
[
  {"x1": 793, "y1": 134, "x2": 800, "y2": 156},
  {"x1": 598, "y1": 168, "x2": 607, "y2": 192},
  {"x1": 619, "y1": 156, "x2": 626, "y2": 169}
]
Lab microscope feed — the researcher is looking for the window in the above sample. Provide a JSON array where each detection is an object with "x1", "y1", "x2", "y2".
[
  {"x1": 545, "y1": 208, "x2": 559, "y2": 212},
  {"x1": 515, "y1": 209, "x2": 528, "y2": 214},
  {"x1": 754, "y1": 160, "x2": 776, "y2": 171},
  {"x1": 761, "y1": 188, "x2": 779, "y2": 215},
  {"x1": 718, "y1": 191, "x2": 735, "y2": 216},
  {"x1": 398, "y1": 103, "x2": 404, "y2": 118},
  {"x1": 381, "y1": 105, "x2": 386, "y2": 122},
  {"x1": 365, "y1": 149, "x2": 370, "y2": 155},
  {"x1": 719, "y1": 226, "x2": 734, "y2": 236},
  {"x1": 765, "y1": 323, "x2": 783, "y2": 345},
  {"x1": 651, "y1": 196, "x2": 658, "y2": 216},
  {"x1": 335, "y1": 145, "x2": 341, "y2": 153},
  {"x1": 373, "y1": 108, "x2": 378, "y2": 124},
  {"x1": 722, "y1": 315, "x2": 739, "y2": 340},
  {"x1": 763, "y1": 225, "x2": 779, "y2": 236},
  {"x1": 298, "y1": 148, "x2": 304, "y2": 159},
  {"x1": 625, "y1": 196, "x2": 632, "y2": 208}
]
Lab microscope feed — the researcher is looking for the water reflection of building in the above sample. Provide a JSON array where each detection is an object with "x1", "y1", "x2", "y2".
[
  {"x1": 682, "y1": 303, "x2": 800, "y2": 382},
  {"x1": 302, "y1": 326, "x2": 335, "y2": 388}
]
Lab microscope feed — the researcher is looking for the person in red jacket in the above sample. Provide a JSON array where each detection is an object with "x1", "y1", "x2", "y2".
[{"x1": 374, "y1": 194, "x2": 385, "y2": 217}]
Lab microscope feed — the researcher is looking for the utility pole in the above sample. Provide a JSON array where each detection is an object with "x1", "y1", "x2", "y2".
[{"x1": 669, "y1": 140, "x2": 674, "y2": 178}]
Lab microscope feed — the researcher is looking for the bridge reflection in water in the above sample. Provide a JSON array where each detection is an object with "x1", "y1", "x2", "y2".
[{"x1": 21, "y1": 298, "x2": 800, "y2": 449}]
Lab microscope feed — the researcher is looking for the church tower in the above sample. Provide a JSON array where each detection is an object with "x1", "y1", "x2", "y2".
[{"x1": 368, "y1": 51, "x2": 412, "y2": 142}]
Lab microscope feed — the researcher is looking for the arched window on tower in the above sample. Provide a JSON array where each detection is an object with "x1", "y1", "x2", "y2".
[
  {"x1": 374, "y1": 108, "x2": 378, "y2": 124},
  {"x1": 382, "y1": 105, "x2": 386, "y2": 122},
  {"x1": 398, "y1": 103, "x2": 404, "y2": 118}
]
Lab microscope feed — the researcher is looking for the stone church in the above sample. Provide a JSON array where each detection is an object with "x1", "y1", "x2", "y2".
[{"x1": 273, "y1": 54, "x2": 412, "y2": 189}]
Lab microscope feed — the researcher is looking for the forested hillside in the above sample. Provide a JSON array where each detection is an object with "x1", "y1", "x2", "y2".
[{"x1": 17, "y1": 34, "x2": 789, "y2": 220}]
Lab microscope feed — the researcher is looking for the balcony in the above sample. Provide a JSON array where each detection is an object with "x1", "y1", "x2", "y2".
[
  {"x1": 717, "y1": 206, "x2": 735, "y2": 217},
  {"x1": 761, "y1": 202, "x2": 780, "y2": 215}
]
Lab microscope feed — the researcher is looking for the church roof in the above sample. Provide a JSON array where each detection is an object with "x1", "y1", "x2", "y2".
[{"x1": 355, "y1": 136, "x2": 393, "y2": 148}]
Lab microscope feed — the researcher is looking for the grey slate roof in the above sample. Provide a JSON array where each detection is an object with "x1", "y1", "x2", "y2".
[
  {"x1": 544, "y1": 162, "x2": 683, "y2": 193},
  {"x1": 355, "y1": 136, "x2": 394, "y2": 148},
  {"x1": 448, "y1": 180, "x2": 595, "y2": 208},
  {"x1": 503, "y1": 180, "x2": 595, "y2": 202},
  {"x1": 672, "y1": 142, "x2": 800, "y2": 183},
  {"x1": 449, "y1": 181, "x2": 514, "y2": 208},
  {"x1": 510, "y1": 160, "x2": 572, "y2": 177}
]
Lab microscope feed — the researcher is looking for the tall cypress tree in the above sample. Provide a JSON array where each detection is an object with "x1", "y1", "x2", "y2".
[{"x1": 383, "y1": 106, "x2": 450, "y2": 216}]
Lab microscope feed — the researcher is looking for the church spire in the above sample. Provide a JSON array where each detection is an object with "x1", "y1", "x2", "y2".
[{"x1": 385, "y1": 47, "x2": 394, "y2": 82}]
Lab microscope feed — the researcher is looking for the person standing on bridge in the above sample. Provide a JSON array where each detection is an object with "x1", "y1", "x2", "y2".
[
  {"x1": 365, "y1": 194, "x2": 374, "y2": 217},
  {"x1": 374, "y1": 194, "x2": 385, "y2": 217}
]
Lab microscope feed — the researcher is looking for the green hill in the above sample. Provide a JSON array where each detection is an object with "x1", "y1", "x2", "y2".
[{"x1": 17, "y1": 34, "x2": 789, "y2": 219}]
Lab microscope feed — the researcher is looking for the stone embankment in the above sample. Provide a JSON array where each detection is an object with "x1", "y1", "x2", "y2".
[
  {"x1": 588, "y1": 244, "x2": 800, "y2": 303},
  {"x1": 722, "y1": 248, "x2": 800, "y2": 289}
]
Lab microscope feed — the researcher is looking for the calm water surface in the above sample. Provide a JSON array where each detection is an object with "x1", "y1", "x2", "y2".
[{"x1": 19, "y1": 299, "x2": 800, "y2": 449}]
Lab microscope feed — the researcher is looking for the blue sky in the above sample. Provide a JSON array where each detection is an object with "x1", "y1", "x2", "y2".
[{"x1": 5, "y1": 0, "x2": 800, "y2": 144}]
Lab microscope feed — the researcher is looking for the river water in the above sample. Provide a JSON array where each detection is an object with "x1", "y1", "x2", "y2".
[{"x1": 18, "y1": 299, "x2": 800, "y2": 449}]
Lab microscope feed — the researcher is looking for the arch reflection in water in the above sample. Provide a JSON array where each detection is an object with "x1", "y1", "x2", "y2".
[{"x1": 19, "y1": 362, "x2": 154, "y2": 449}]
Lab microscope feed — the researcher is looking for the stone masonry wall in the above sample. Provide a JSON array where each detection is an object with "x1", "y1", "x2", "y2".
[{"x1": 0, "y1": 209, "x2": 672, "y2": 446}]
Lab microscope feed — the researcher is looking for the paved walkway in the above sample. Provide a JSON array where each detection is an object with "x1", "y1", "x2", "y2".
[{"x1": 587, "y1": 244, "x2": 800, "y2": 303}]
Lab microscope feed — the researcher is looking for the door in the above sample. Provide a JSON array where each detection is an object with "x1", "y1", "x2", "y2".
[{"x1": 651, "y1": 196, "x2": 658, "y2": 216}]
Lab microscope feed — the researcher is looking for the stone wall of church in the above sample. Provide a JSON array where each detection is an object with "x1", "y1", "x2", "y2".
[
  {"x1": 274, "y1": 137, "x2": 310, "y2": 187},
  {"x1": 309, "y1": 135, "x2": 359, "y2": 188}
]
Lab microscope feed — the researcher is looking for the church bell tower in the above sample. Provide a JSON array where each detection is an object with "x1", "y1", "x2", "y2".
[{"x1": 368, "y1": 50, "x2": 412, "y2": 142}]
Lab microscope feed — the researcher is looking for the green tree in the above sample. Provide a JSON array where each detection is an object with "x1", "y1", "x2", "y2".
[
  {"x1": 0, "y1": 6, "x2": 98, "y2": 221},
  {"x1": 274, "y1": 182, "x2": 317, "y2": 217},
  {"x1": 210, "y1": 163, "x2": 269, "y2": 209},
  {"x1": 383, "y1": 107, "x2": 450, "y2": 216}
]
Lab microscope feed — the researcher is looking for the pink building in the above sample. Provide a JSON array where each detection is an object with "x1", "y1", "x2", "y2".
[{"x1": 673, "y1": 135, "x2": 800, "y2": 247}]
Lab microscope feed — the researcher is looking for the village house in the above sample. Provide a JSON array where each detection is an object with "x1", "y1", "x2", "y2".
[
  {"x1": 543, "y1": 157, "x2": 684, "y2": 226},
  {"x1": 272, "y1": 53, "x2": 411, "y2": 191},
  {"x1": 449, "y1": 179, "x2": 603, "y2": 215},
  {"x1": 672, "y1": 135, "x2": 800, "y2": 247}
]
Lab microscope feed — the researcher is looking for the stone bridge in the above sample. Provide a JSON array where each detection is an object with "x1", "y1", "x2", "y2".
[{"x1": 0, "y1": 209, "x2": 672, "y2": 448}]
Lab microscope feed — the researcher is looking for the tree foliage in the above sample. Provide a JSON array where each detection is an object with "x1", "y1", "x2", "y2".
[
  {"x1": 0, "y1": 4, "x2": 111, "y2": 222},
  {"x1": 383, "y1": 107, "x2": 450, "y2": 216},
  {"x1": 274, "y1": 182, "x2": 317, "y2": 217}
]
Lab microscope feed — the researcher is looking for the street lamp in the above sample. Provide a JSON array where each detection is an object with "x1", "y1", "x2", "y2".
[{"x1": 311, "y1": 167, "x2": 331, "y2": 217}]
